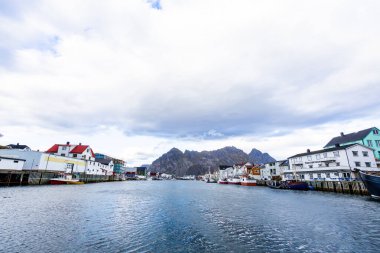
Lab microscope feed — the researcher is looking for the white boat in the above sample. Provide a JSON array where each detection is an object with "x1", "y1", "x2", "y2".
[
  {"x1": 50, "y1": 174, "x2": 84, "y2": 185},
  {"x1": 240, "y1": 175, "x2": 257, "y2": 186},
  {"x1": 227, "y1": 177, "x2": 241, "y2": 185}
]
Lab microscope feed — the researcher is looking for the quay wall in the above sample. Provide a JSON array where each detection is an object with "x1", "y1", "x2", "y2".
[
  {"x1": 0, "y1": 171, "x2": 117, "y2": 186},
  {"x1": 257, "y1": 180, "x2": 369, "y2": 196}
]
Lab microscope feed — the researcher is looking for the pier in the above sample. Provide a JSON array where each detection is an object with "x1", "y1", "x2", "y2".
[{"x1": 257, "y1": 180, "x2": 370, "y2": 196}]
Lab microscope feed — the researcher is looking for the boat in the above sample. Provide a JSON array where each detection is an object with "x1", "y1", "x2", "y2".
[
  {"x1": 50, "y1": 174, "x2": 84, "y2": 185},
  {"x1": 240, "y1": 175, "x2": 257, "y2": 186},
  {"x1": 218, "y1": 178, "x2": 228, "y2": 184},
  {"x1": 227, "y1": 176, "x2": 241, "y2": 185},
  {"x1": 267, "y1": 180, "x2": 309, "y2": 190},
  {"x1": 359, "y1": 171, "x2": 380, "y2": 199}
]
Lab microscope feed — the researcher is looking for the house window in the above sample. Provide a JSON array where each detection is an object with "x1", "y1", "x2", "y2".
[
  {"x1": 323, "y1": 153, "x2": 327, "y2": 158},
  {"x1": 73, "y1": 154, "x2": 77, "y2": 157},
  {"x1": 374, "y1": 129, "x2": 379, "y2": 134},
  {"x1": 355, "y1": 162, "x2": 361, "y2": 167},
  {"x1": 13, "y1": 160, "x2": 18, "y2": 163},
  {"x1": 333, "y1": 151, "x2": 340, "y2": 157},
  {"x1": 352, "y1": 151, "x2": 358, "y2": 156},
  {"x1": 334, "y1": 172, "x2": 339, "y2": 176},
  {"x1": 362, "y1": 151, "x2": 368, "y2": 157},
  {"x1": 376, "y1": 140, "x2": 380, "y2": 147},
  {"x1": 367, "y1": 140, "x2": 373, "y2": 147},
  {"x1": 309, "y1": 165, "x2": 313, "y2": 168},
  {"x1": 307, "y1": 155, "x2": 312, "y2": 161},
  {"x1": 62, "y1": 146, "x2": 66, "y2": 150},
  {"x1": 317, "y1": 173, "x2": 321, "y2": 178},
  {"x1": 365, "y1": 162, "x2": 371, "y2": 167},
  {"x1": 309, "y1": 173, "x2": 313, "y2": 179},
  {"x1": 61, "y1": 154, "x2": 65, "y2": 157},
  {"x1": 326, "y1": 173, "x2": 330, "y2": 178},
  {"x1": 325, "y1": 163, "x2": 329, "y2": 167},
  {"x1": 316, "y1": 154, "x2": 321, "y2": 159},
  {"x1": 318, "y1": 163, "x2": 322, "y2": 167},
  {"x1": 336, "y1": 162, "x2": 340, "y2": 166}
]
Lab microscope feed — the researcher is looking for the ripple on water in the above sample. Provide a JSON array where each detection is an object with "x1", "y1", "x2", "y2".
[{"x1": 1, "y1": 181, "x2": 380, "y2": 253}]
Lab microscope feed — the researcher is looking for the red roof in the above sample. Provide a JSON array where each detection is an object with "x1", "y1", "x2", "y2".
[
  {"x1": 70, "y1": 145, "x2": 89, "y2": 154},
  {"x1": 46, "y1": 144, "x2": 95, "y2": 158},
  {"x1": 46, "y1": 144, "x2": 59, "y2": 153}
]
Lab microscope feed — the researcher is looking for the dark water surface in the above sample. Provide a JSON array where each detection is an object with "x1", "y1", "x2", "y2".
[{"x1": 1, "y1": 181, "x2": 379, "y2": 253}]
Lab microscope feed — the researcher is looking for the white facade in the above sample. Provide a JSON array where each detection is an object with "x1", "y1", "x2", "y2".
[
  {"x1": 0, "y1": 156, "x2": 25, "y2": 171},
  {"x1": 286, "y1": 144, "x2": 379, "y2": 181},
  {"x1": 0, "y1": 149, "x2": 113, "y2": 175},
  {"x1": 261, "y1": 161, "x2": 283, "y2": 180},
  {"x1": 48, "y1": 143, "x2": 95, "y2": 161}
]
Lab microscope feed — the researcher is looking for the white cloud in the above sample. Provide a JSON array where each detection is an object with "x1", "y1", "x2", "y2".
[{"x1": 1, "y1": 0, "x2": 380, "y2": 165}]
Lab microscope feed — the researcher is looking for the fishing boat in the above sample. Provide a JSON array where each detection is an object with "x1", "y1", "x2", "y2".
[
  {"x1": 227, "y1": 176, "x2": 241, "y2": 185},
  {"x1": 50, "y1": 174, "x2": 84, "y2": 185},
  {"x1": 267, "y1": 180, "x2": 309, "y2": 190},
  {"x1": 218, "y1": 178, "x2": 228, "y2": 184},
  {"x1": 240, "y1": 175, "x2": 257, "y2": 186},
  {"x1": 359, "y1": 171, "x2": 380, "y2": 199}
]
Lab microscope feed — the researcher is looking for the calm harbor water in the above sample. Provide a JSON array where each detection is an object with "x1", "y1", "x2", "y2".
[{"x1": 1, "y1": 181, "x2": 380, "y2": 253}]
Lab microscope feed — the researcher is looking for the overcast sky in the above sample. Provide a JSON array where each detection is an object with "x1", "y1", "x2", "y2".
[{"x1": 1, "y1": 0, "x2": 380, "y2": 165}]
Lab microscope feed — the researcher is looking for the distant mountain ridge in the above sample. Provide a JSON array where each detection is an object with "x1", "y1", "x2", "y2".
[{"x1": 149, "y1": 146, "x2": 276, "y2": 176}]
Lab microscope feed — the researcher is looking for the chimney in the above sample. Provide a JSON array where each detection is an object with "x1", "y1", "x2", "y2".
[
  {"x1": 340, "y1": 132, "x2": 344, "y2": 136},
  {"x1": 307, "y1": 149, "x2": 311, "y2": 153},
  {"x1": 79, "y1": 142, "x2": 82, "y2": 145},
  {"x1": 17, "y1": 143, "x2": 19, "y2": 145},
  {"x1": 66, "y1": 141, "x2": 70, "y2": 145}
]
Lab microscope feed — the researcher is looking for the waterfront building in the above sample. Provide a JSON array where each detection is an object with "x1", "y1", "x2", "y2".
[
  {"x1": 95, "y1": 153, "x2": 127, "y2": 175},
  {"x1": 6, "y1": 143, "x2": 31, "y2": 151},
  {"x1": 261, "y1": 161, "x2": 285, "y2": 180},
  {"x1": 0, "y1": 156, "x2": 25, "y2": 171},
  {"x1": 324, "y1": 127, "x2": 380, "y2": 162},
  {"x1": 125, "y1": 167, "x2": 137, "y2": 179},
  {"x1": 286, "y1": 144, "x2": 379, "y2": 181},
  {"x1": 0, "y1": 149, "x2": 113, "y2": 176},
  {"x1": 46, "y1": 142, "x2": 96, "y2": 161}
]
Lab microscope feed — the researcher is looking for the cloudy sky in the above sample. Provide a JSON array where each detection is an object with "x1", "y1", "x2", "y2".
[{"x1": 1, "y1": 0, "x2": 380, "y2": 165}]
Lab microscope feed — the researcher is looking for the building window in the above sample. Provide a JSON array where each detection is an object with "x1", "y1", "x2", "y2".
[
  {"x1": 333, "y1": 151, "x2": 340, "y2": 157},
  {"x1": 374, "y1": 129, "x2": 379, "y2": 134},
  {"x1": 316, "y1": 154, "x2": 321, "y2": 159},
  {"x1": 367, "y1": 140, "x2": 373, "y2": 147},
  {"x1": 336, "y1": 162, "x2": 340, "y2": 166},
  {"x1": 362, "y1": 151, "x2": 369, "y2": 157},
  {"x1": 62, "y1": 146, "x2": 66, "y2": 150},
  {"x1": 323, "y1": 153, "x2": 327, "y2": 158},
  {"x1": 318, "y1": 163, "x2": 322, "y2": 167},
  {"x1": 13, "y1": 160, "x2": 18, "y2": 163},
  {"x1": 61, "y1": 154, "x2": 65, "y2": 157},
  {"x1": 307, "y1": 155, "x2": 312, "y2": 161},
  {"x1": 352, "y1": 151, "x2": 358, "y2": 156},
  {"x1": 325, "y1": 163, "x2": 329, "y2": 167},
  {"x1": 376, "y1": 140, "x2": 380, "y2": 147},
  {"x1": 73, "y1": 154, "x2": 77, "y2": 158},
  {"x1": 317, "y1": 173, "x2": 321, "y2": 178},
  {"x1": 355, "y1": 162, "x2": 361, "y2": 167},
  {"x1": 326, "y1": 173, "x2": 330, "y2": 178},
  {"x1": 365, "y1": 162, "x2": 371, "y2": 167},
  {"x1": 309, "y1": 173, "x2": 313, "y2": 179}
]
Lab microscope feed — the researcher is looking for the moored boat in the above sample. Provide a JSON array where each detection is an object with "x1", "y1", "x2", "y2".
[
  {"x1": 218, "y1": 178, "x2": 228, "y2": 184},
  {"x1": 227, "y1": 177, "x2": 241, "y2": 185},
  {"x1": 359, "y1": 171, "x2": 380, "y2": 199},
  {"x1": 50, "y1": 174, "x2": 84, "y2": 185},
  {"x1": 240, "y1": 175, "x2": 257, "y2": 186}
]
